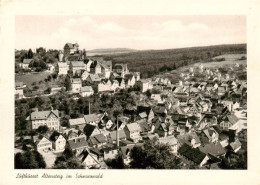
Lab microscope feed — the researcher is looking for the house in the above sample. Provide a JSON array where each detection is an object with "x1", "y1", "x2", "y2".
[
  {"x1": 151, "y1": 94, "x2": 164, "y2": 103},
  {"x1": 51, "y1": 134, "x2": 66, "y2": 152},
  {"x1": 123, "y1": 123, "x2": 142, "y2": 143},
  {"x1": 28, "y1": 109, "x2": 60, "y2": 131},
  {"x1": 90, "y1": 61, "x2": 102, "y2": 74},
  {"x1": 133, "y1": 72, "x2": 140, "y2": 81},
  {"x1": 80, "y1": 150, "x2": 100, "y2": 168},
  {"x1": 64, "y1": 43, "x2": 79, "y2": 56},
  {"x1": 228, "y1": 139, "x2": 242, "y2": 153},
  {"x1": 158, "y1": 135, "x2": 178, "y2": 153},
  {"x1": 177, "y1": 132, "x2": 201, "y2": 148},
  {"x1": 70, "y1": 61, "x2": 85, "y2": 75},
  {"x1": 88, "y1": 134, "x2": 107, "y2": 148},
  {"x1": 120, "y1": 143, "x2": 143, "y2": 165},
  {"x1": 124, "y1": 74, "x2": 136, "y2": 87},
  {"x1": 178, "y1": 143, "x2": 209, "y2": 167},
  {"x1": 67, "y1": 131, "x2": 87, "y2": 141},
  {"x1": 36, "y1": 136, "x2": 52, "y2": 152},
  {"x1": 81, "y1": 71, "x2": 90, "y2": 80},
  {"x1": 68, "y1": 137, "x2": 88, "y2": 156},
  {"x1": 199, "y1": 142, "x2": 226, "y2": 158},
  {"x1": 137, "y1": 79, "x2": 153, "y2": 93},
  {"x1": 220, "y1": 114, "x2": 239, "y2": 131},
  {"x1": 70, "y1": 78, "x2": 82, "y2": 93},
  {"x1": 69, "y1": 118, "x2": 86, "y2": 130},
  {"x1": 15, "y1": 89, "x2": 24, "y2": 99},
  {"x1": 83, "y1": 124, "x2": 101, "y2": 138},
  {"x1": 201, "y1": 128, "x2": 219, "y2": 143},
  {"x1": 101, "y1": 146, "x2": 118, "y2": 160},
  {"x1": 86, "y1": 74, "x2": 102, "y2": 83},
  {"x1": 108, "y1": 130, "x2": 127, "y2": 144},
  {"x1": 80, "y1": 86, "x2": 94, "y2": 97},
  {"x1": 21, "y1": 59, "x2": 33, "y2": 69},
  {"x1": 137, "y1": 120, "x2": 151, "y2": 135},
  {"x1": 15, "y1": 82, "x2": 26, "y2": 89},
  {"x1": 99, "y1": 62, "x2": 112, "y2": 79},
  {"x1": 113, "y1": 64, "x2": 129, "y2": 78},
  {"x1": 98, "y1": 115, "x2": 114, "y2": 130},
  {"x1": 115, "y1": 77, "x2": 125, "y2": 89},
  {"x1": 98, "y1": 80, "x2": 112, "y2": 92},
  {"x1": 84, "y1": 114, "x2": 101, "y2": 126},
  {"x1": 156, "y1": 123, "x2": 168, "y2": 137}
]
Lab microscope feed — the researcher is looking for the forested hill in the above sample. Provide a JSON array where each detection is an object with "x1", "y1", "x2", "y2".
[{"x1": 99, "y1": 44, "x2": 246, "y2": 78}]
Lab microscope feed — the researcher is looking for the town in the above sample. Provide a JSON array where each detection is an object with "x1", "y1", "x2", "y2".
[{"x1": 14, "y1": 43, "x2": 247, "y2": 169}]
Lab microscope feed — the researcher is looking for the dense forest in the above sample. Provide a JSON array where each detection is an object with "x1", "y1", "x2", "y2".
[{"x1": 100, "y1": 44, "x2": 246, "y2": 78}]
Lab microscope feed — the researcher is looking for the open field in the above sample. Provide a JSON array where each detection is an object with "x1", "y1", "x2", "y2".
[
  {"x1": 156, "y1": 54, "x2": 247, "y2": 83},
  {"x1": 15, "y1": 72, "x2": 50, "y2": 87},
  {"x1": 212, "y1": 54, "x2": 246, "y2": 60}
]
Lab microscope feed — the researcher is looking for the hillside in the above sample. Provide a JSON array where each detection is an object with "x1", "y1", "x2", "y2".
[
  {"x1": 98, "y1": 44, "x2": 246, "y2": 78},
  {"x1": 87, "y1": 48, "x2": 137, "y2": 56}
]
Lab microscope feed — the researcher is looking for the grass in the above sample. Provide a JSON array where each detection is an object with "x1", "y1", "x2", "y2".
[
  {"x1": 155, "y1": 54, "x2": 247, "y2": 83},
  {"x1": 15, "y1": 72, "x2": 64, "y2": 94}
]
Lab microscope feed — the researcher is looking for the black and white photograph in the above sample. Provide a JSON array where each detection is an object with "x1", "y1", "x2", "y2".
[
  {"x1": 1, "y1": 0, "x2": 260, "y2": 185},
  {"x1": 14, "y1": 15, "x2": 247, "y2": 170}
]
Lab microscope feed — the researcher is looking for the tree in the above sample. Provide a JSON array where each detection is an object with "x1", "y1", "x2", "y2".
[
  {"x1": 129, "y1": 139, "x2": 180, "y2": 169},
  {"x1": 33, "y1": 151, "x2": 46, "y2": 168},
  {"x1": 63, "y1": 146, "x2": 74, "y2": 160},
  {"x1": 15, "y1": 153, "x2": 24, "y2": 169},
  {"x1": 64, "y1": 75, "x2": 71, "y2": 91},
  {"x1": 105, "y1": 154, "x2": 125, "y2": 169},
  {"x1": 49, "y1": 130, "x2": 60, "y2": 141},
  {"x1": 28, "y1": 49, "x2": 34, "y2": 59},
  {"x1": 37, "y1": 125, "x2": 49, "y2": 134},
  {"x1": 53, "y1": 158, "x2": 84, "y2": 169}
]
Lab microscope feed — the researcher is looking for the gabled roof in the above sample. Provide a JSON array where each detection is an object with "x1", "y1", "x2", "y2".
[
  {"x1": 84, "y1": 114, "x2": 100, "y2": 123},
  {"x1": 229, "y1": 139, "x2": 242, "y2": 151},
  {"x1": 138, "y1": 121, "x2": 150, "y2": 133},
  {"x1": 178, "y1": 143, "x2": 207, "y2": 164},
  {"x1": 200, "y1": 142, "x2": 226, "y2": 156},
  {"x1": 81, "y1": 86, "x2": 93, "y2": 92},
  {"x1": 23, "y1": 59, "x2": 33, "y2": 64},
  {"x1": 139, "y1": 112, "x2": 147, "y2": 119},
  {"x1": 89, "y1": 134, "x2": 107, "y2": 145},
  {"x1": 124, "y1": 74, "x2": 134, "y2": 80},
  {"x1": 71, "y1": 61, "x2": 85, "y2": 67},
  {"x1": 125, "y1": 123, "x2": 141, "y2": 132},
  {"x1": 30, "y1": 110, "x2": 59, "y2": 120},
  {"x1": 69, "y1": 118, "x2": 86, "y2": 126},
  {"x1": 109, "y1": 130, "x2": 127, "y2": 141},
  {"x1": 68, "y1": 138, "x2": 88, "y2": 150},
  {"x1": 158, "y1": 135, "x2": 178, "y2": 146},
  {"x1": 89, "y1": 74, "x2": 101, "y2": 82},
  {"x1": 227, "y1": 115, "x2": 239, "y2": 125}
]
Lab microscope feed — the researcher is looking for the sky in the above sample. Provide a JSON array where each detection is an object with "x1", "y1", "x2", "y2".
[{"x1": 15, "y1": 15, "x2": 246, "y2": 50}]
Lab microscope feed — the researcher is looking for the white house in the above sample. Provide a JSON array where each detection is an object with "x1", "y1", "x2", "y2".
[
  {"x1": 71, "y1": 78, "x2": 82, "y2": 93},
  {"x1": 28, "y1": 109, "x2": 60, "y2": 131},
  {"x1": 80, "y1": 86, "x2": 94, "y2": 97},
  {"x1": 53, "y1": 134, "x2": 66, "y2": 152},
  {"x1": 36, "y1": 136, "x2": 52, "y2": 152},
  {"x1": 58, "y1": 62, "x2": 68, "y2": 76}
]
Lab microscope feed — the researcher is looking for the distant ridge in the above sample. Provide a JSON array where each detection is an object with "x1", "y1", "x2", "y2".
[{"x1": 87, "y1": 48, "x2": 137, "y2": 55}]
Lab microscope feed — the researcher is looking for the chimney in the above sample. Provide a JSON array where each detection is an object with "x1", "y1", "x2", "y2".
[
  {"x1": 89, "y1": 101, "x2": 91, "y2": 115},
  {"x1": 116, "y1": 118, "x2": 119, "y2": 148},
  {"x1": 228, "y1": 129, "x2": 236, "y2": 143}
]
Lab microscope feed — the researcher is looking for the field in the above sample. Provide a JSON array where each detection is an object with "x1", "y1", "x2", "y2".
[
  {"x1": 212, "y1": 54, "x2": 246, "y2": 60},
  {"x1": 15, "y1": 72, "x2": 50, "y2": 88},
  {"x1": 156, "y1": 54, "x2": 247, "y2": 83},
  {"x1": 15, "y1": 71, "x2": 64, "y2": 95}
]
